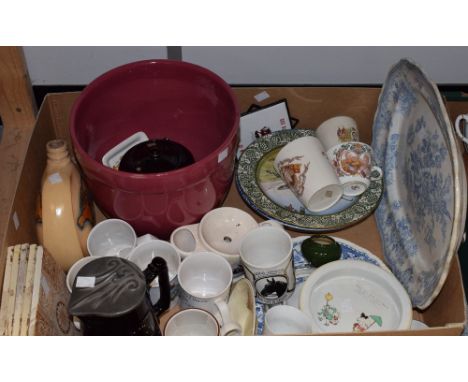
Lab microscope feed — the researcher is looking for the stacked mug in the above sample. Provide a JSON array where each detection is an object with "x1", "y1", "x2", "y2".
[{"x1": 274, "y1": 116, "x2": 382, "y2": 213}]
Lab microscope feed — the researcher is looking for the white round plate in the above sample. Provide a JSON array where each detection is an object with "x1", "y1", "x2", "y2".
[{"x1": 299, "y1": 260, "x2": 412, "y2": 334}]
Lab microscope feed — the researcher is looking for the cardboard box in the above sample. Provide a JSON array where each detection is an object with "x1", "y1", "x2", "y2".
[{"x1": 1, "y1": 88, "x2": 466, "y2": 335}]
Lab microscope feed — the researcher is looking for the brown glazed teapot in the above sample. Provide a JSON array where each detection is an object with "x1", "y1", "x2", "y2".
[{"x1": 68, "y1": 256, "x2": 170, "y2": 335}]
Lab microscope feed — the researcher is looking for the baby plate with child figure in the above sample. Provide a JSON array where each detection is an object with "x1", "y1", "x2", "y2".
[{"x1": 236, "y1": 129, "x2": 383, "y2": 232}]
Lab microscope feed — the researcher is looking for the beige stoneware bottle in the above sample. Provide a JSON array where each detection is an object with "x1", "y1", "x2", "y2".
[{"x1": 36, "y1": 139, "x2": 94, "y2": 271}]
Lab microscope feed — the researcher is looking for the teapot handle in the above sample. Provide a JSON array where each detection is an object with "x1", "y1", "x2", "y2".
[{"x1": 143, "y1": 257, "x2": 171, "y2": 317}]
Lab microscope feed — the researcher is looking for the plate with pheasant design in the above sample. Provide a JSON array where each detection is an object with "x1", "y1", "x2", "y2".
[
  {"x1": 372, "y1": 59, "x2": 467, "y2": 309},
  {"x1": 236, "y1": 129, "x2": 384, "y2": 232}
]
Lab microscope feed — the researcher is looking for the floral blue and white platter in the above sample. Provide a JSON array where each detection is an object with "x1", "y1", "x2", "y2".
[
  {"x1": 236, "y1": 129, "x2": 384, "y2": 232},
  {"x1": 255, "y1": 236, "x2": 389, "y2": 335},
  {"x1": 372, "y1": 59, "x2": 467, "y2": 310}
]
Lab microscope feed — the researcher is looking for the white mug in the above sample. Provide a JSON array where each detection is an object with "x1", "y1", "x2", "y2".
[
  {"x1": 164, "y1": 308, "x2": 220, "y2": 336},
  {"x1": 128, "y1": 240, "x2": 181, "y2": 307},
  {"x1": 170, "y1": 207, "x2": 283, "y2": 266},
  {"x1": 240, "y1": 226, "x2": 295, "y2": 305},
  {"x1": 316, "y1": 116, "x2": 359, "y2": 150},
  {"x1": 274, "y1": 136, "x2": 343, "y2": 212},
  {"x1": 87, "y1": 219, "x2": 137, "y2": 258},
  {"x1": 455, "y1": 114, "x2": 468, "y2": 144},
  {"x1": 326, "y1": 141, "x2": 383, "y2": 197},
  {"x1": 263, "y1": 305, "x2": 313, "y2": 335},
  {"x1": 177, "y1": 252, "x2": 241, "y2": 336}
]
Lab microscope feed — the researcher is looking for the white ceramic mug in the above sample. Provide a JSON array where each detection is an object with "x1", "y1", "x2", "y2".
[
  {"x1": 274, "y1": 136, "x2": 343, "y2": 212},
  {"x1": 455, "y1": 114, "x2": 468, "y2": 144},
  {"x1": 87, "y1": 218, "x2": 137, "y2": 258},
  {"x1": 263, "y1": 305, "x2": 313, "y2": 335},
  {"x1": 66, "y1": 256, "x2": 98, "y2": 293},
  {"x1": 128, "y1": 240, "x2": 181, "y2": 307},
  {"x1": 326, "y1": 141, "x2": 383, "y2": 196},
  {"x1": 316, "y1": 116, "x2": 359, "y2": 150},
  {"x1": 164, "y1": 308, "x2": 220, "y2": 336},
  {"x1": 240, "y1": 226, "x2": 295, "y2": 305},
  {"x1": 170, "y1": 207, "x2": 283, "y2": 266},
  {"x1": 177, "y1": 252, "x2": 241, "y2": 336}
]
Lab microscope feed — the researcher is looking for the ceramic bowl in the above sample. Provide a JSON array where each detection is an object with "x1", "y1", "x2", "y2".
[
  {"x1": 70, "y1": 59, "x2": 239, "y2": 240},
  {"x1": 66, "y1": 256, "x2": 99, "y2": 293},
  {"x1": 299, "y1": 260, "x2": 412, "y2": 333}
]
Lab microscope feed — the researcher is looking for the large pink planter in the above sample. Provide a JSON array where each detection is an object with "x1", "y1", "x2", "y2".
[{"x1": 70, "y1": 60, "x2": 239, "y2": 239}]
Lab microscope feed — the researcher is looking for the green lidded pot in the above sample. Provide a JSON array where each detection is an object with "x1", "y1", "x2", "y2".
[{"x1": 301, "y1": 235, "x2": 342, "y2": 267}]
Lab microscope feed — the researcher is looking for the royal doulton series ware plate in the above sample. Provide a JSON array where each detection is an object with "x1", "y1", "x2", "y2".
[
  {"x1": 236, "y1": 129, "x2": 383, "y2": 232},
  {"x1": 372, "y1": 59, "x2": 467, "y2": 309}
]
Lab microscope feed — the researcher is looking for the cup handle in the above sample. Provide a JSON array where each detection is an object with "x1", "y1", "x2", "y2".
[
  {"x1": 370, "y1": 166, "x2": 383, "y2": 181},
  {"x1": 170, "y1": 224, "x2": 207, "y2": 258},
  {"x1": 455, "y1": 114, "x2": 468, "y2": 144},
  {"x1": 215, "y1": 299, "x2": 241, "y2": 336},
  {"x1": 258, "y1": 219, "x2": 284, "y2": 230}
]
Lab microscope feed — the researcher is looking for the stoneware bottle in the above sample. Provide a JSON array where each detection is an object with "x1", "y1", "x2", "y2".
[{"x1": 36, "y1": 139, "x2": 94, "y2": 271}]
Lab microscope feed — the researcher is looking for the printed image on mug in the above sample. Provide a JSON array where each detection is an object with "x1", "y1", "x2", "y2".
[
  {"x1": 326, "y1": 142, "x2": 382, "y2": 197},
  {"x1": 240, "y1": 226, "x2": 295, "y2": 305},
  {"x1": 274, "y1": 136, "x2": 343, "y2": 213}
]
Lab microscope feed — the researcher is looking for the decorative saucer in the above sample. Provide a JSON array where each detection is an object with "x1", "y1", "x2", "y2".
[{"x1": 236, "y1": 129, "x2": 383, "y2": 232}]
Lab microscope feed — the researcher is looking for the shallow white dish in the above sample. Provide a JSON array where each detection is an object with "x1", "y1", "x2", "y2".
[
  {"x1": 372, "y1": 59, "x2": 467, "y2": 309},
  {"x1": 299, "y1": 260, "x2": 412, "y2": 334}
]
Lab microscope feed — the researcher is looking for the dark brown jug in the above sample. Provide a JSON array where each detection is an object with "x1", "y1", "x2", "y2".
[{"x1": 68, "y1": 256, "x2": 170, "y2": 335}]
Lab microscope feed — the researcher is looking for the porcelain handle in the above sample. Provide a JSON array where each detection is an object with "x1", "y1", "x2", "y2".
[
  {"x1": 455, "y1": 114, "x2": 468, "y2": 144},
  {"x1": 370, "y1": 166, "x2": 383, "y2": 181},
  {"x1": 215, "y1": 299, "x2": 241, "y2": 336}
]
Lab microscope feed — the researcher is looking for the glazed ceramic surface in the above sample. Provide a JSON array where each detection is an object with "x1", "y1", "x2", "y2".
[
  {"x1": 299, "y1": 260, "x2": 412, "y2": 334},
  {"x1": 316, "y1": 116, "x2": 359, "y2": 150},
  {"x1": 255, "y1": 236, "x2": 388, "y2": 334},
  {"x1": 274, "y1": 136, "x2": 343, "y2": 212},
  {"x1": 70, "y1": 60, "x2": 239, "y2": 239},
  {"x1": 236, "y1": 129, "x2": 383, "y2": 232},
  {"x1": 372, "y1": 59, "x2": 467, "y2": 309}
]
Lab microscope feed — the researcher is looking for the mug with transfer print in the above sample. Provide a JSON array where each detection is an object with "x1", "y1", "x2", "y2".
[
  {"x1": 326, "y1": 141, "x2": 382, "y2": 197},
  {"x1": 274, "y1": 136, "x2": 343, "y2": 213},
  {"x1": 240, "y1": 226, "x2": 295, "y2": 305},
  {"x1": 316, "y1": 116, "x2": 359, "y2": 150}
]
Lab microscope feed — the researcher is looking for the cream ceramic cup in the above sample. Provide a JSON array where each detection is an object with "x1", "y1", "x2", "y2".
[
  {"x1": 128, "y1": 240, "x2": 181, "y2": 307},
  {"x1": 164, "y1": 308, "x2": 220, "y2": 336},
  {"x1": 274, "y1": 136, "x2": 343, "y2": 212},
  {"x1": 177, "y1": 252, "x2": 241, "y2": 336},
  {"x1": 326, "y1": 141, "x2": 383, "y2": 197},
  {"x1": 316, "y1": 116, "x2": 359, "y2": 150},
  {"x1": 240, "y1": 226, "x2": 295, "y2": 305},
  {"x1": 263, "y1": 305, "x2": 313, "y2": 335},
  {"x1": 170, "y1": 207, "x2": 283, "y2": 266},
  {"x1": 87, "y1": 218, "x2": 137, "y2": 258}
]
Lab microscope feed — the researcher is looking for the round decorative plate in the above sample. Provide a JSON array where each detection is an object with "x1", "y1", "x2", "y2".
[
  {"x1": 255, "y1": 236, "x2": 389, "y2": 335},
  {"x1": 236, "y1": 129, "x2": 383, "y2": 232}
]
